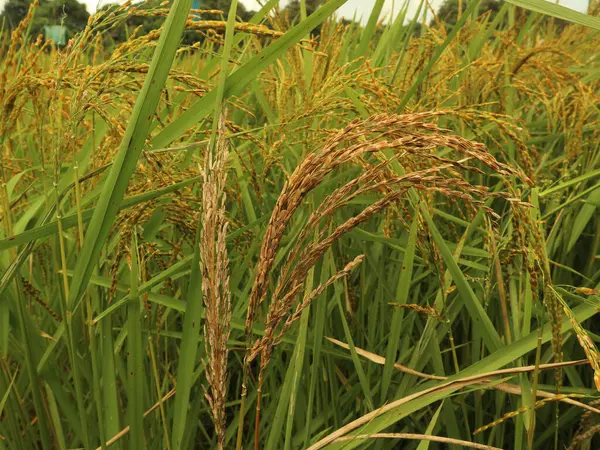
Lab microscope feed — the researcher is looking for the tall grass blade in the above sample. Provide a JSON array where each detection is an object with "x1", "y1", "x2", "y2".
[
  {"x1": 503, "y1": 0, "x2": 600, "y2": 30},
  {"x1": 127, "y1": 232, "x2": 144, "y2": 449}
]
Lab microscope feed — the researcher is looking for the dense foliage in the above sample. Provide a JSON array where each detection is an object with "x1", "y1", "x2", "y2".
[{"x1": 1, "y1": 0, "x2": 89, "y2": 37}]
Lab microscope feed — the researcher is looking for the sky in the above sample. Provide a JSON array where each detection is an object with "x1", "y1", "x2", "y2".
[{"x1": 0, "y1": 0, "x2": 591, "y2": 22}]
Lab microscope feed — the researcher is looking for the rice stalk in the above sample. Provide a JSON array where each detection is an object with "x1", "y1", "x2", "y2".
[
  {"x1": 201, "y1": 112, "x2": 232, "y2": 449},
  {"x1": 241, "y1": 111, "x2": 531, "y2": 446},
  {"x1": 474, "y1": 393, "x2": 588, "y2": 435}
]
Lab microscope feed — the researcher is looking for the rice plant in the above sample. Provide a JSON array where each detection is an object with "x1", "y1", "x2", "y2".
[{"x1": 1, "y1": 0, "x2": 600, "y2": 449}]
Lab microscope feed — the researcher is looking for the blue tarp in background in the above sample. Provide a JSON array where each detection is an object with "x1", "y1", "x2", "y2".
[
  {"x1": 44, "y1": 25, "x2": 67, "y2": 46},
  {"x1": 191, "y1": 0, "x2": 202, "y2": 21}
]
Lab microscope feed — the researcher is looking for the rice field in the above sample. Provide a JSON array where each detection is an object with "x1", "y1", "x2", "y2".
[{"x1": 1, "y1": 0, "x2": 600, "y2": 448}]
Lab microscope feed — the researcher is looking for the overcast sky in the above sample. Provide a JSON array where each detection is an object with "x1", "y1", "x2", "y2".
[{"x1": 0, "y1": 0, "x2": 591, "y2": 22}]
